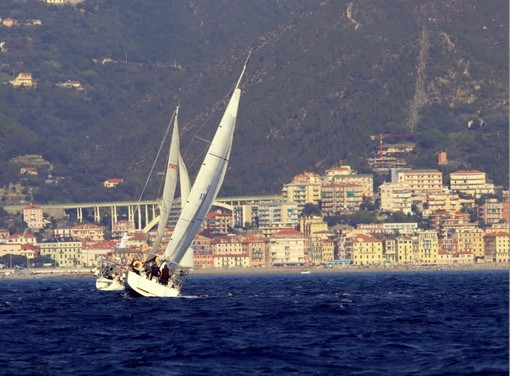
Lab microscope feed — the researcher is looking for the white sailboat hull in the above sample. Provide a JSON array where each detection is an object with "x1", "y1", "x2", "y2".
[
  {"x1": 96, "y1": 276, "x2": 125, "y2": 291},
  {"x1": 125, "y1": 271, "x2": 181, "y2": 297}
]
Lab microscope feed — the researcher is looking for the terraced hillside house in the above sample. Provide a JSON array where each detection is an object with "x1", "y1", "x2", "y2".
[{"x1": 10, "y1": 72, "x2": 33, "y2": 87}]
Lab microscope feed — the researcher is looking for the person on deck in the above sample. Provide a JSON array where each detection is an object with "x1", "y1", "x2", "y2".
[
  {"x1": 130, "y1": 259, "x2": 141, "y2": 275},
  {"x1": 159, "y1": 264, "x2": 170, "y2": 286},
  {"x1": 150, "y1": 262, "x2": 160, "y2": 281},
  {"x1": 144, "y1": 263, "x2": 151, "y2": 278}
]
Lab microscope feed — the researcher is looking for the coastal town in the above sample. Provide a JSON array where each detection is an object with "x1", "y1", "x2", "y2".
[
  {"x1": 0, "y1": 161, "x2": 508, "y2": 274},
  {"x1": 0, "y1": 0, "x2": 507, "y2": 275}
]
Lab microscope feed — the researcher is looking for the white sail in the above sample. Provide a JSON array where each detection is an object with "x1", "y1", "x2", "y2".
[
  {"x1": 163, "y1": 87, "x2": 241, "y2": 269},
  {"x1": 118, "y1": 232, "x2": 128, "y2": 248},
  {"x1": 145, "y1": 107, "x2": 181, "y2": 262},
  {"x1": 179, "y1": 152, "x2": 191, "y2": 200}
]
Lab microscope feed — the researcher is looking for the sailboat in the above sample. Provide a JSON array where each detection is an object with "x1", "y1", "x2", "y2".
[
  {"x1": 94, "y1": 233, "x2": 128, "y2": 291},
  {"x1": 125, "y1": 52, "x2": 251, "y2": 297},
  {"x1": 96, "y1": 103, "x2": 189, "y2": 291}
]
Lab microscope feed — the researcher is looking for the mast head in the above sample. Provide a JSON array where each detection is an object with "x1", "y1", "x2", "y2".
[{"x1": 235, "y1": 48, "x2": 253, "y2": 90}]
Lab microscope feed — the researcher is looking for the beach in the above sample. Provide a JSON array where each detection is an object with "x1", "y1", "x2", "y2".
[
  {"x1": 1, "y1": 262, "x2": 507, "y2": 279},
  {"x1": 191, "y1": 262, "x2": 509, "y2": 275}
]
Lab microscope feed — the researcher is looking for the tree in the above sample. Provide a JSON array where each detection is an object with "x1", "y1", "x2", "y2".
[{"x1": 301, "y1": 203, "x2": 321, "y2": 217}]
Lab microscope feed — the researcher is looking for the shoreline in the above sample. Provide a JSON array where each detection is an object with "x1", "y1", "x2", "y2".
[
  {"x1": 1, "y1": 262, "x2": 508, "y2": 280},
  {"x1": 191, "y1": 262, "x2": 509, "y2": 275}
]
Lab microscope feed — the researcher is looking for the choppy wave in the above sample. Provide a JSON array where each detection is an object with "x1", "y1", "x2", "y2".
[{"x1": 0, "y1": 270, "x2": 508, "y2": 375}]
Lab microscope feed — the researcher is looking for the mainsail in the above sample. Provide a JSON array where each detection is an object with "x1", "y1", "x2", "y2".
[{"x1": 163, "y1": 55, "x2": 249, "y2": 271}]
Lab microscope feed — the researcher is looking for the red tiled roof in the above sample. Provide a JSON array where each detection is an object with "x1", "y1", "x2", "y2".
[
  {"x1": 353, "y1": 233, "x2": 381, "y2": 242},
  {"x1": 21, "y1": 243, "x2": 38, "y2": 250},
  {"x1": 451, "y1": 170, "x2": 483, "y2": 174},
  {"x1": 24, "y1": 204, "x2": 41, "y2": 209},
  {"x1": 272, "y1": 229, "x2": 303, "y2": 237},
  {"x1": 485, "y1": 232, "x2": 509, "y2": 237}
]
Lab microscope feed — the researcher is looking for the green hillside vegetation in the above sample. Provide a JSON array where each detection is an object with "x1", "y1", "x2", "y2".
[{"x1": 0, "y1": 0, "x2": 507, "y2": 204}]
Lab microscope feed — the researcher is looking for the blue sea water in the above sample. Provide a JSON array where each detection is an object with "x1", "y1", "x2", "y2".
[{"x1": 0, "y1": 270, "x2": 508, "y2": 376}]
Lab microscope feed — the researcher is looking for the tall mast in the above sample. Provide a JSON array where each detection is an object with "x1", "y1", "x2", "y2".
[{"x1": 235, "y1": 48, "x2": 253, "y2": 90}]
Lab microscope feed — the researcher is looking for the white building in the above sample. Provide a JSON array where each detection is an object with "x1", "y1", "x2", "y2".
[
  {"x1": 23, "y1": 204, "x2": 45, "y2": 230},
  {"x1": 379, "y1": 182, "x2": 413, "y2": 214},
  {"x1": 392, "y1": 169, "x2": 443, "y2": 196},
  {"x1": 269, "y1": 229, "x2": 308, "y2": 266},
  {"x1": 450, "y1": 170, "x2": 495, "y2": 198}
]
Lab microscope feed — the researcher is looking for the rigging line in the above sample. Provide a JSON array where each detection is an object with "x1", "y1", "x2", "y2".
[
  {"x1": 180, "y1": 49, "x2": 251, "y2": 171},
  {"x1": 136, "y1": 109, "x2": 177, "y2": 206},
  {"x1": 185, "y1": 147, "x2": 208, "y2": 174},
  {"x1": 181, "y1": 81, "x2": 236, "y2": 161}
]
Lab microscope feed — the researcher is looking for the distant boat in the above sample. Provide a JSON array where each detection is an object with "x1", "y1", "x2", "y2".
[
  {"x1": 93, "y1": 233, "x2": 128, "y2": 291},
  {"x1": 125, "y1": 51, "x2": 251, "y2": 298},
  {"x1": 300, "y1": 270, "x2": 311, "y2": 275},
  {"x1": 94, "y1": 260, "x2": 125, "y2": 291}
]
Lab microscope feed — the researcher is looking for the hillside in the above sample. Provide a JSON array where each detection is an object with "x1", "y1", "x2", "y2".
[{"x1": 0, "y1": 0, "x2": 507, "y2": 204}]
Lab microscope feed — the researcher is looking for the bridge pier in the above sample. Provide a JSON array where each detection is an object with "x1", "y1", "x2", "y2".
[{"x1": 94, "y1": 206, "x2": 101, "y2": 223}]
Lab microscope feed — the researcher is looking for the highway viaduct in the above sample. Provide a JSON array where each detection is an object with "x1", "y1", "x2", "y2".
[{"x1": 3, "y1": 195, "x2": 282, "y2": 233}]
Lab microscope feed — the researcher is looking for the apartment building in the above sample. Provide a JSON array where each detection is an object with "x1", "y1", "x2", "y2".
[
  {"x1": 269, "y1": 229, "x2": 308, "y2": 267},
  {"x1": 449, "y1": 170, "x2": 495, "y2": 198},
  {"x1": 350, "y1": 233, "x2": 383, "y2": 265},
  {"x1": 205, "y1": 210, "x2": 233, "y2": 235},
  {"x1": 212, "y1": 235, "x2": 250, "y2": 268},
  {"x1": 23, "y1": 204, "x2": 45, "y2": 230},
  {"x1": 324, "y1": 172, "x2": 374, "y2": 198},
  {"x1": 451, "y1": 228, "x2": 485, "y2": 259},
  {"x1": 321, "y1": 183, "x2": 365, "y2": 214},
  {"x1": 421, "y1": 188, "x2": 462, "y2": 217},
  {"x1": 233, "y1": 204, "x2": 258, "y2": 228},
  {"x1": 382, "y1": 238, "x2": 397, "y2": 263},
  {"x1": 484, "y1": 232, "x2": 509, "y2": 263},
  {"x1": 69, "y1": 224, "x2": 105, "y2": 241},
  {"x1": 2, "y1": 233, "x2": 37, "y2": 245},
  {"x1": 393, "y1": 169, "x2": 443, "y2": 195},
  {"x1": 39, "y1": 236, "x2": 83, "y2": 268},
  {"x1": 242, "y1": 236, "x2": 267, "y2": 268},
  {"x1": 418, "y1": 230, "x2": 439, "y2": 264},
  {"x1": 429, "y1": 211, "x2": 476, "y2": 238},
  {"x1": 193, "y1": 235, "x2": 214, "y2": 269},
  {"x1": 379, "y1": 182, "x2": 412, "y2": 214},
  {"x1": 258, "y1": 200, "x2": 299, "y2": 228},
  {"x1": 395, "y1": 235, "x2": 418, "y2": 263},
  {"x1": 478, "y1": 198, "x2": 509, "y2": 225},
  {"x1": 282, "y1": 172, "x2": 322, "y2": 210},
  {"x1": 308, "y1": 231, "x2": 335, "y2": 266}
]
